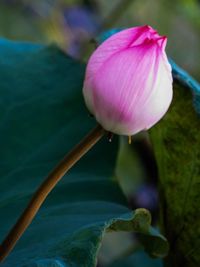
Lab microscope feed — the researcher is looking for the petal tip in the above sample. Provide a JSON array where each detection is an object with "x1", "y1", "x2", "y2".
[{"x1": 158, "y1": 36, "x2": 167, "y2": 50}]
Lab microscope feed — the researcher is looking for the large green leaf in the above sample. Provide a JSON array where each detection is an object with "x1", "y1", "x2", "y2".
[
  {"x1": 0, "y1": 39, "x2": 167, "y2": 267},
  {"x1": 150, "y1": 83, "x2": 200, "y2": 267}
]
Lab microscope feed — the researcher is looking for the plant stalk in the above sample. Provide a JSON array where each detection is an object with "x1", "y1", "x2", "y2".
[{"x1": 0, "y1": 124, "x2": 105, "y2": 263}]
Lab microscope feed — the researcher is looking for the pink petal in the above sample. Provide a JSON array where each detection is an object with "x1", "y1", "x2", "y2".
[
  {"x1": 85, "y1": 25, "x2": 155, "y2": 81},
  {"x1": 90, "y1": 41, "x2": 162, "y2": 134},
  {"x1": 128, "y1": 56, "x2": 173, "y2": 134}
]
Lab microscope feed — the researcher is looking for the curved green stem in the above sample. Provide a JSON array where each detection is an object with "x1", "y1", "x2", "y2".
[{"x1": 0, "y1": 124, "x2": 105, "y2": 263}]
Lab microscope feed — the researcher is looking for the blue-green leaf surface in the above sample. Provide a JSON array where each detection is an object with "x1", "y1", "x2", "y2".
[{"x1": 0, "y1": 39, "x2": 168, "y2": 267}]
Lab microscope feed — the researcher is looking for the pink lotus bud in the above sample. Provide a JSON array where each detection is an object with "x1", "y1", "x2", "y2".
[{"x1": 83, "y1": 25, "x2": 173, "y2": 135}]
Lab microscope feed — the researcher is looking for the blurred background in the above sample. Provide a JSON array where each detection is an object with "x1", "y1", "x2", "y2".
[
  {"x1": 0, "y1": 1, "x2": 199, "y2": 266},
  {"x1": 0, "y1": 0, "x2": 199, "y2": 77}
]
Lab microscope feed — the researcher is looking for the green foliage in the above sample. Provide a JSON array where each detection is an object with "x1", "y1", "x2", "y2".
[
  {"x1": 0, "y1": 39, "x2": 167, "y2": 267},
  {"x1": 107, "y1": 250, "x2": 163, "y2": 267},
  {"x1": 150, "y1": 84, "x2": 200, "y2": 267},
  {"x1": 0, "y1": 3, "x2": 44, "y2": 42}
]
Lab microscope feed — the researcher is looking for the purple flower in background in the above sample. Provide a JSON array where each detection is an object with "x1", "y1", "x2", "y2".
[
  {"x1": 64, "y1": 6, "x2": 99, "y2": 35},
  {"x1": 134, "y1": 184, "x2": 158, "y2": 210},
  {"x1": 63, "y1": 6, "x2": 100, "y2": 57}
]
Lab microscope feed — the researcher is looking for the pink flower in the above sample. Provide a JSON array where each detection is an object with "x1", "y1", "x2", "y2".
[{"x1": 83, "y1": 25, "x2": 173, "y2": 135}]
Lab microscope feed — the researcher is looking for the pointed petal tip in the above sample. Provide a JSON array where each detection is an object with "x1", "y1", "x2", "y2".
[
  {"x1": 153, "y1": 36, "x2": 167, "y2": 50},
  {"x1": 159, "y1": 36, "x2": 167, "y2": 50}
]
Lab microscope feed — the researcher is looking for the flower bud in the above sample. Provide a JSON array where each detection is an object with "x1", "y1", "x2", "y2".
[{"x1": 83, "y1": 25, "x2": 173, "y2": 135}]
